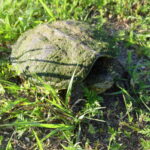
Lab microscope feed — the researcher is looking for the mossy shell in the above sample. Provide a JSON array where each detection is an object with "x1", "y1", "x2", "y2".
[{"x1": 11, "y1": 20, "x2": 114, "y2": 89}]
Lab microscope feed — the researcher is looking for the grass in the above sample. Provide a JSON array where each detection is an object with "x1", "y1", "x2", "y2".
[{"x1": 0, "y1": 0, "x2": 150, "y2": 149}]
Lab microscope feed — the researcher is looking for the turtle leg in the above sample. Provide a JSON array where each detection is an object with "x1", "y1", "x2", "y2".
[{"x1": 70, "y1": 83, "x2": 87, "y2": 113}]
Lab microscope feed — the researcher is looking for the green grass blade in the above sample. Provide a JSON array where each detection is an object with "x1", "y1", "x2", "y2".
[
  {"x1": 65, "y1": 65, "x2": 78, "y2": 105},
  {"x1": 33, "y1": 130, "x2": 44, "y2": 150},
  {"x1": 46, "y1": 99, "x2": 73, "y2": 118},
  {"x1": 141, "y1": 99, "x2": 150, "y2": 111},
  {"x1": 0, "y1": 98, "x2": 27, "y2": 115},
  {"x1": 41, "y1": 128, "x2": 62, "y2": 142},
  {"x1": 6, "y1": 131, "x2": 14, "y2": 150},
  {"x1": 38, "y1": 0, "x2": 55, "y2": 20},
  {"x1": 0, "y1": 122, "x2": 73, "y2": 130}
]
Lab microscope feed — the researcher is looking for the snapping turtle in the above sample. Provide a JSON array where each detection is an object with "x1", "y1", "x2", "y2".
[{"x1": 11, "y1": 20, "x2": 125, "y2": 94}]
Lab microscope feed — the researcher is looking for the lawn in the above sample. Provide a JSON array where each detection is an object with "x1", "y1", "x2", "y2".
[{"x1": 0, "y1": 0, "x2": 150, "y2": 149}]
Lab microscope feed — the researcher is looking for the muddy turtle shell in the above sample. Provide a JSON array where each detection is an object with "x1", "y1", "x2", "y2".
[{"x1": 11, "y1": 20, "x2": 122, "y2": 90}]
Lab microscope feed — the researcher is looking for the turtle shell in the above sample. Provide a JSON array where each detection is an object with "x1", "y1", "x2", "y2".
[{"x1": 11, "y1": 20, "x2": 119, "y2": 90}]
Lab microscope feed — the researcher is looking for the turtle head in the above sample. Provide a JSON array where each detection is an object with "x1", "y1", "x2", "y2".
[
  {"x1": 84, "y1": 73, "x2": 114, "y2": 94},
  {"x1": 84, "y1": 56, "x2": 124, "y2": 94}
]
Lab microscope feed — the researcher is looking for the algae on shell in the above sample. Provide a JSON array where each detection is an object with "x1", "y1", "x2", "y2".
[{"x1": 11, "y1": 20, "x2": 119, "y2": 90}]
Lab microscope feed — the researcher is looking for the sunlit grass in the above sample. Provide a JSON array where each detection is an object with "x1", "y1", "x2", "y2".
[{"x1": 0, "y1": 0, "x2": 149, "y2": 149}]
